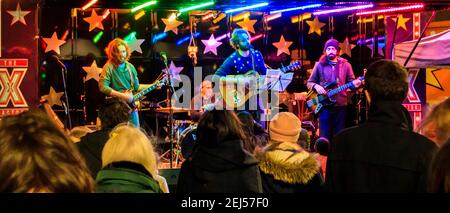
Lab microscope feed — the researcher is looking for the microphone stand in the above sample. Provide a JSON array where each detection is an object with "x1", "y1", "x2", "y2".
[
  {"x1": 60, "y1": 63, "x2": 72, "y2": 130},
  {"x1": 162, "y1": 55, "x2": 174, "y2": 168}
]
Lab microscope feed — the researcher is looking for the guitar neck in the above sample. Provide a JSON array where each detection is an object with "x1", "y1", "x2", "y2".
[
  {"x1": 327, "y1": 77, "x2": 363, "y2": 97},
  {"x1": 133, "y1": 81, "x2": 161, "y2": 101},
  {"x1": 279, "y1": 64, "x2": 296, "y2": 73},
  {"x1": 327, "y1": 81, "x2": 354, "y2": 97}
]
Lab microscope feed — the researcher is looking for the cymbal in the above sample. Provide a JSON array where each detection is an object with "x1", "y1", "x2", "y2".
[{"x1": 155, "y1": 107, "x2": 190, "y2": 113}]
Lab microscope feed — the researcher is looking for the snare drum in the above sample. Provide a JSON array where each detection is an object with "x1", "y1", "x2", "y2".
[{"x1": 178, "y1": 125, "x2": 197, "y2": 159}]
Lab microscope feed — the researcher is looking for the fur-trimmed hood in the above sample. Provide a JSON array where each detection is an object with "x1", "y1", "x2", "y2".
[{"x1": 255, "y1": 142, "x2": 320, "y2": 185}]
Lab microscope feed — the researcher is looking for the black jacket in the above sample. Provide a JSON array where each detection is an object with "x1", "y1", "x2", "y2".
[
  {"x1": 177, "y1": 139, "x2": 263, "y2": 193},
  {"x1": 76, "y1": 128, "x2": 112, "y2": 178},
  {"x1": 326, "y1": 101, "x2": 438, "y2": 192}
]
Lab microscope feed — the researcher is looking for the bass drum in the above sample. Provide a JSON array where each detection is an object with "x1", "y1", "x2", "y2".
[{"x1": 178, "y1": 125, "x2": 197, "y2": 159}]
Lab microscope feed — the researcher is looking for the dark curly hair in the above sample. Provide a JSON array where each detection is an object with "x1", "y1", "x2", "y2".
[
  {"x1": 98, "y1": 97, "x2": 131, "y2": 129},
  {"x1": 197, "y1": 110, "x2": 247, "y2": 147}
]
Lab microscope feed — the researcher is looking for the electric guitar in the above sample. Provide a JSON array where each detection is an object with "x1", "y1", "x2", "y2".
[
  {"x1": 306, "y1": 76, "x2": 364, "y2": 114},
  {"x1": 124, "y1": 77, "x2": 168, "y2": 110},
  {"x1": 219, "y1": 61, "x2": 301, "y2": 109}
]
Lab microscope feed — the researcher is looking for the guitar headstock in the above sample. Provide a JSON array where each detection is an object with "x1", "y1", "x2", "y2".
[{"x1": 280, "y1": 60, "x2": 301, "y2": 73}]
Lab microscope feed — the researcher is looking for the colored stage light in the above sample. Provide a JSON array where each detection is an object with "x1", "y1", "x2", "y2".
[
  {"x1": 356, "y1": 4, "x2": 424, "y2": 16},
  {"x1": 179, "y1": 1, "x2": 215, "y2": 14},
  {"x1": 225, "y1": 2, "x2": 269, "y2": 14},
  {"x1": 82, "y1": 0, "x2": 98, "y2": 11},
  {"x1": 93, "y1": 31, "x2": 104, "y2": 44},
  {"x1": 291, "y1": 13, "x2": 311, "y2": 23},
  {"x1": 313, "y1": 4, "x2": 374, "y2": 15},
  {"x1": 131, "y1": 1, "x2": 157, "y2": 13},
  {"x1": 269, "y1": 4, "x2": 322, "y2": 14},
  {"x1": 152, "y1": 32, "x2": 167, "y2": 44},
  {"x1": 265, "y1": 13, "x2": 281, "y2": 22},
  {"x1": 134, "y1": 10, "x2": 145, "y2": 20},
  {"x1": 176, "y1": 32, "x2": 201, "y2": 46}
]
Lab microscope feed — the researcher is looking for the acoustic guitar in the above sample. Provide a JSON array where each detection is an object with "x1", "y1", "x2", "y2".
[{"x1": 219, "y1": 61, "x2": 301, "y2": 109}]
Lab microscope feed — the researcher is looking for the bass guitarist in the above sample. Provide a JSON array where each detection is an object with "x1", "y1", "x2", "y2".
[
  {"x1": 307, "y1": 38, "x2": 361, "y2": 141},
  {"x1": 213, "y1": 28, "x2": 267, "y2": 122},
  {"x1": 99, "y1": 38, "x2": 155, "y2": 128}
]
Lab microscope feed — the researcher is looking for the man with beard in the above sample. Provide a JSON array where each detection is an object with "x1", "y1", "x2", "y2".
[
  {"x1": 213, "y1": 28, "x2": 267, "y2": 121},
  {"x1": 307, "y1": 39, "x2": 361, "y2": 141},
  {"x1": 99, "y1": 38, "x2": 153, "y2": 128}
]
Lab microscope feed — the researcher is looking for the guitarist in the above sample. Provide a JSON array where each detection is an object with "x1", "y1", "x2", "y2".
[
  {"x1": 307, "y1": 38, "x2": 362, "y2": 141},
  {"x1": 213, "y1": 28, "x2": 267, "y2": 121},
  {"x1": 99, "y1": 38, "x2": 154, "y2": 128}
]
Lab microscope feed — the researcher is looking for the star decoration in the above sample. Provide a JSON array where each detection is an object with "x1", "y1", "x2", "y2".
[
  {"x1": 42, "y1": 87, "x2": 64, "y2": 107},
  {"x1": 366, "y1": 42, "x2": 384, "y2": 57},
  {"x1": 201, "y1": 34, "x2": 223, "y2": 55},
  {"x1": 83, "y1": 10, "x2": 104, "y2": 31},
  {"x1": 162, "y1": 17, "x2": 183, "y2": 35},
  {"x1": 7, "y1": 3, "x2": 31, "y2": 26},
  {"x1": 42, "y1": 32, "x2": 66, "y2": 54},
  {"x1": 236, "y1": 17, "x2": 257, "y2": 34},
  {"x1": 339, "y1": 38, "x2": 355, "y2": 57},
  {"x1": 127, "y1": 36, "x2": 145, "y2": 54},
  {"x1": 82, "y1": 61, "x2": 102, "y2": 82},
  {"x1": 167, "y1": 61, "x2": 183, "y2": 81},
  {"x1": 272, "y1": 35, "x2": 292, "y2": 56},
  {"x1": 391, "y1": 15, "x2": 410, "y2": 31},
  {"x1": 426, "y1": 68, "x2": 444, "y2": 90},
  {"x1": 306, "y1": 17, "x2": 326, "y2": 36}
]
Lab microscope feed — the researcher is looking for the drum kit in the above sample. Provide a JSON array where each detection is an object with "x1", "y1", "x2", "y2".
[{"x1": 156, "y1": 107, "x2": 197, "y2": 167}]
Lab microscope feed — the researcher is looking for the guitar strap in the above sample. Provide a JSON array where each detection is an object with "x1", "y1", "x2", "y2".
[{"x1": 126, "y1": 63, "x2": 135, "y2": 92}]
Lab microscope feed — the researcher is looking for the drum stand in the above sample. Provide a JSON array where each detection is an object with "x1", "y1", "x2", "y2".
[{"x1": 159, "y1": 122, "x2": 184, "y2": 167}]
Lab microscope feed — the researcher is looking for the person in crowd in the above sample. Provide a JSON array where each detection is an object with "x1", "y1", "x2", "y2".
[
  {"x1": 254, "y1": 112, "x2": 324, "y2": 193},
  {"x1": 428, "y1": 139, "x2": 450, "y2": 193},
  {"x1": 237, "y1": 111, "x2": 268, "y2": 153},
  {"x1": 326, "y1": 59, "x2": 438, "y2": 192},
  {"x1": 307, "y1": 38, "x2": 361, "y2": 141},
  {"x1": 95, "y1": 125, "x2": 165, "y2": 193},
  {"x1": 77, "y1": 97, "x2": 131, "y2": 178},
  {"x1": 177, "y1": 110, "x2": 263, "y2": 193},
  {"x1": 418, "y1": 97, "x2": 450, "y2": 147},
  {"x1": 0, "y1": 110, "x2": 94, "y2": 192}
]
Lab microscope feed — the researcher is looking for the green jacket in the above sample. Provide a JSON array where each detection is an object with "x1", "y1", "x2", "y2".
[
  {"x1": 99, "y1": 61, "x2": 140, "y2": 95},
  {"x1": 96, "y1": 162, "x2": 163, "y2": 193}
]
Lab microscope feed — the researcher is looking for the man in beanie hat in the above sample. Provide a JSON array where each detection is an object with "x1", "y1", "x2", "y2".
[
  {"x1": 307, "y1": 38, "x2": 362, "y2": 141},
  {"x1": 254, "y1": 112, "x2": 324, "y2": 193}
]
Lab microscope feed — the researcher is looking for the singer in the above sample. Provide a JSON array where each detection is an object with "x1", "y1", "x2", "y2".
[
  {"x1": 213, "y1": 28, "x2": 267, "y2": 122},
  {"x1": 99, "y1": 38, "x2": 153, "y2": 127}
]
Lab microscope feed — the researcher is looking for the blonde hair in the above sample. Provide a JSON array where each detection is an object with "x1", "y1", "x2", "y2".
[
  {"x1": 418, "y1": 97, "x2": 450, "y2": 146},
  {"x1": 101, "y1": 124, "x2": 158, "y2": 178},
  {"x1": 105, "y1": 38, "x2": 131, "y2": 66}
]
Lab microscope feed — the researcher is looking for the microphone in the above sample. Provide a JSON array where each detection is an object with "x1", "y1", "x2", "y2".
[{"x1": 51, "y1": 55, "x2": 66, "y2": 69}]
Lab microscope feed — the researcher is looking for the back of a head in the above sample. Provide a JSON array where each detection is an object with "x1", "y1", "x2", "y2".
[
  {"x1": 314, "y1": 137, "x2": 330, "y2": 156},
  {"x1": 102, "y1": 124, "x2": 158, "y2": 178},
  {"x1": 365, "y1": 59, "x2": 408, "y2": 102},
  {"x1": 237, "y1": 111, "x2": 255, "y2": 132},
  {"x1": 269, "y1": 112, "x2": 301, "y2": 143},
  {"x1": 197, "y1": 110, "x2": 245, "y2": 146},
  {"x1": 99, "y1": 97, "x2": 131, "y2": 129},
  {"x1": 419, "y1": 97, "x2": 450, "y2": 146},
  {"x1": 0, "y1": 110, "x2": 94, "y2": 192},
  {"x1": 429, "y1": 140, "x2": 450, "y2": 193}
]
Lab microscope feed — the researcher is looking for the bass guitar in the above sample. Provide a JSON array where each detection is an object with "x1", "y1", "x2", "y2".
[{"x1": 306, "y1": 76, "x2": 364, "y2": 114}]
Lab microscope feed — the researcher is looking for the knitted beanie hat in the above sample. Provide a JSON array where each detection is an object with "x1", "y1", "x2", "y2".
[
  {"x1": 324, "y1": 38, "x2": 340, "y2": 51},
  {"x1": 269, "y1": 112, "x2": 301, "y2": 143}
]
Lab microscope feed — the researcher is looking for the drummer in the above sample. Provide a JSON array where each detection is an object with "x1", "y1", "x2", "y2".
[{"x1": 190, "y1": 80, "x2": 219, "y2": 122}]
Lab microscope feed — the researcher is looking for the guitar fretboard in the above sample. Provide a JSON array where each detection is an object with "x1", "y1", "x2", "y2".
[
  {"x1": 133, "y1": 81, "x2": 163, "y2": 101},
  {"x1": 327, "y1": 77, "x2": 364, "y2": 97}
]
